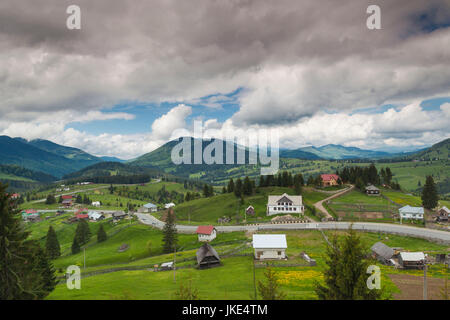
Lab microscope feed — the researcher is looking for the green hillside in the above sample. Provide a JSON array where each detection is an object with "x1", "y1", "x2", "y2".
[
  {"x1": 398, "y1": 138, "x2": 449, "y2": 161},
  {"x1": 0, "y1": 136, "x2": 102, "y2": 178}
]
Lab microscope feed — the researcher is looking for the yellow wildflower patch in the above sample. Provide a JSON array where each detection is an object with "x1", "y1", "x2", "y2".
[{"x1": 277, "y1": 270, "x2": 323, "y2": 285}]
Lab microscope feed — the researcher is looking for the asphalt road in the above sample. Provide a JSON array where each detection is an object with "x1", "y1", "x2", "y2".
[{"x1": 135, "y1": 213, "x2": 450, "y2": 244}]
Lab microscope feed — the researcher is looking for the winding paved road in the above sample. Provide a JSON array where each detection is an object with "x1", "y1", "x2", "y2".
[{"x1": 135, "y1": 212, "x2": 450, "y2": 245}]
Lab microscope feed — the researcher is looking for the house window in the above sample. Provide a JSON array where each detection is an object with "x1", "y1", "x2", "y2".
[{"x1": 278, "y1": 251, "x2": 282, "y2": 255}]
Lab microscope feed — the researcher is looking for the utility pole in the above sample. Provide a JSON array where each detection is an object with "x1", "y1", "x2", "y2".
[{"x1": 423, "y1": 263, "x2": 427, "y2": 300}]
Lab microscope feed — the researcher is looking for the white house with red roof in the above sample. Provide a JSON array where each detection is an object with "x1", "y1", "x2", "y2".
[
  {"x1": 196, "y1": 225, "x2": 217, "y2": 242},
  {"x1": 320, "y1": 174, "x2": 340, "y2": 186}
]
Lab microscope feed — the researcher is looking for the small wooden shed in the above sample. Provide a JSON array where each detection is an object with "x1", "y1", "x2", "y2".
[{"x1": 196, "y1": 243, "x2": 221, "y2": 269}]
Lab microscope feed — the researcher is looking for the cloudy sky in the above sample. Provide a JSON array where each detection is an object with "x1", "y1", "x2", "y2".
[{"x1": 0, "y1": 0, "x2": 449, "y2": 159}]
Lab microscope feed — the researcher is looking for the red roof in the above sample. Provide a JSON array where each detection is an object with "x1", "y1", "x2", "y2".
[
  {"x1": 62, "y1": 195, "x2": 73, "y2": 199},
  {"x1": 76, "y1": 214, "x2": 89, "y2": 219},
  {"x1": 196, "y1": 225, "x2": 215, "y2": 235},
  {"x1": 75, "y1": 208, "x2": 88, "y2": 215},
  {"x1": 25, "y1": 209, "x2": 37, "y2": 214},
  {"x1": 321, "y1": 174, "x2": 340, "y2": 182}
]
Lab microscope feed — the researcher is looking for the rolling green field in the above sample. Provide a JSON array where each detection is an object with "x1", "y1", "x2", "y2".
[{"x1": 45, "y1": 229, "x2": 449, "y2": 300}]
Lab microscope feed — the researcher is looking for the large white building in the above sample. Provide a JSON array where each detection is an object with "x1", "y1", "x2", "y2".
[
  {"x1": 252, "y1": 234, "x2": 287, "y2": 260},
  {"x1": 399, "y1": 205, "x2": 424, "y2": 220},
  {"x1": 266, "y1": 193, "x2": 304, "y2": 216}
]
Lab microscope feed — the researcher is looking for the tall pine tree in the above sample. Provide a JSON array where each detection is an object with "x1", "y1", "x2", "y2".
[
  {"x1": 421, "y1": 175, "x2": 438, "y2": 210},
  {"x1": 162, "y1": 208, "x2": 178, "y2": 253},
  {"x1": 45, "y1": 226, "x2": 60, "y2": 259},
  {"x1": 97, "y1": 224, "x2": 107, "y2": 243}
]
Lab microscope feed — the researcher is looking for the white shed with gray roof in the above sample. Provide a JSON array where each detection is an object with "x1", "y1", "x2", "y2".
[{"x1": 252, "y1": 234, "x2": 287, "y2": 260}]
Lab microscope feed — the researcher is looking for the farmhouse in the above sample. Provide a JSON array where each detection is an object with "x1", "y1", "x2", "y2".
[
  {"x1": 196, "y1": 225, "x2": 217, "y2": 242},
  {"x1": 365, "y1": 185, "x2": 380, "y2": 196},
  {"x1": 21, "y1": 209, "x2": 38, "y2": 220},
  {"x1": 164, "y1": 202, "x2": 176, "y2": 209},
  {"x1": 436, "y1": 206, "x2": 449, "y2": 222},
  {"x1": 252, "y1": 234, "x2": 287, "y2": 260},
  {"x1": 398, "y1": 252, "x2": 426, "y2": 269},
  {"x1": 88, "y1": 210, "x2": 104, "y2": 221},
  {"x1": 320, "y1": 174, "x2": 340, "y2": 187},
  {"x1": 143, "y1": 202, "x2": 158, "y2": 213},
  {"x1": 266, "y1": 193, "x2": 304, "y2": 216},
  {"x1": 160, "y1": 262, "x2": 174, "y2": 271},
  {"x1": 399, "y1": 205, "x2": 424, "y2": 220},
  {"x1": 112, "y1": 211, "x2": 127, "y2": 220},
  {"x1": 246, "y1": 205, "x2": 255, "y2": 216},
  {"x1": 196, "y1": 243, "x2": 221, "y2": 269},
  {"x1": 91, "y1": 201, "x2": 101, "y2": 207},
  {"x1": 61, "y1": 199, "x2": 73, "y2": 207},
  {"x1": 370, "y1": 242, "x2": 394, "y2": 265},
  {"x1": 76, "y1": 214, "x2": 89, "y2": 220}
]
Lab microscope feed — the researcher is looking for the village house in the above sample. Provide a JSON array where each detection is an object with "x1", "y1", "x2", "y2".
[
  {"x1": 11, "y1": 193, "x2": 20, "y2": 199},
  {"x1": 246, "y1": 205, "x2": 255, "y2": 216},
  {"x1": 399, "y1": 205, "x2": 424, "y2": 220},
  {"x1": 370, "y1": 242, "x2": 395, "y2": 265},
  {"x1": 112, "y1": 211, "x2": 127, "y2": 221},
  {"x1": 196, "y1": 225, "x2": 217, "y2": 242},
  {"x1": 398, "y1": 252, "x2": 426, "y2": 269},
  {"x1": 252, "y1": 234, "x2": 287, "y2": 260},
  {"x1": 143, "y1": 202, "x2": 158, "y2": 213},
  {"x1": 91, "y1": 201, "x2": 101, "y2": 207},
  {"x1": 61, "y1": 199, "x2": 73, "y2": 208},
  {"x1": 160, "y1": 262, "x2": 174, "y2": 271},
  {"x1": 164, "y1": 202, "x2": 175, "y2": 209},
  {"x1": 21, "y1": 209, "x2": 39, "y2": 221},
  {"x1": 196, "y1": 243, "x2": 221, "y2": 269},
  {"x1": 436, "y1": 206, "x2": 449, "y2": 222},
  {"x1": 88, "y1": 210, "x2": 104, "y2": 221},
  {"x1": 365, "y1": 185, "x2": 380, "y2": 196},
  {"x1": 266, "y1": 193, "x2": 304, "y2": 216},
  {"x1": 320, "y1": 174, "x2": 340, "y2": 187}
]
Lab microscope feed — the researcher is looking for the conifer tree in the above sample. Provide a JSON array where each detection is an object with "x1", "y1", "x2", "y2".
[
  {"x1": 71, "y1": 237, "x2": 80, "y2": 254},
  {"x1": 314, "y1": 227, "x2": 384, "y2": 300},
  {"x1": 421, "y1": 175, "x2": 438, "y2": 210},
  {"x1": 0, "y1": 182, "x2": 56, "y2": 299},
  {"x1": 257, "y1": 268, "x2": 286, "y2": 300},
  {"x1": 162, "y1": 208, "x2": 178, "y2": 253},
  {"x1": 45, "y1": 226, "x2": 60, "y2": 259},
  {"x1": 97, "y1": 224, "x2": 107, "y2": 243}
]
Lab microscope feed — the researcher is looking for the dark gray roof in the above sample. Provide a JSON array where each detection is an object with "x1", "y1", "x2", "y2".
[
  {"x1": 365, "y1": 185, "x2": 380, "y2": 191},
  {"x1": 196, "y1": 243, "x2": 220, "y2": 265},
  {"x1": 112, "y1": 211, "x2": 127, "y2": 217},
  {"x1": 371, "y1": 242, "x2": 394, "y2": 260}
]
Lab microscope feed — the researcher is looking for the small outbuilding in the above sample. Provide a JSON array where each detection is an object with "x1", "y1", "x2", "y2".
[
  {"x1": 160, "y1": 262, "x2": 174, "y2": 271},
  {"x1": 196, "y1": 225, "x2": 217, "y2": 242},
  {"x1": 88, "y1": 210, "x2": 104, "y2": 221},
  {"x1": 91, "y1": 201, "x2": 101, "y2": 207},
  {"x1": 365, "y1": 185, "x2": 380, "y2": 196},
  {"x1": 112, "y1": 211, "x2": 127, "y2": 221},
  {"x1": 252, "y1": 234, "x2": 287, "y2": 260},
  {"x1": 196, "y1": 243, "x2": 221, "y2": 269},
  {"x1": 164, "y1": 203, "x2": 176, "y2": 209},
  {"x1": 398, "y1": 252, "x2": 426, "y2": 269},
  {"x1": 143, "y1": 203, "x2": 158, "y2": 213},
  {"x1": 370, "y1": 242, "x2": 394, "y2": 265},
  {"x1": 246, "y1": 205, "x2": 255, "y2": 216},
  {"x1": 399, "y1": 205, "x2": 424, "y2": 220},
  {"x1": 436, "y1": 206, "x2": 449, "y2": 222}
]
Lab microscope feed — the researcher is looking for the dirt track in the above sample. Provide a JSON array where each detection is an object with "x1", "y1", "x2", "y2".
[{"x1": 313, "y1": 185, "x2": 354, "y2": 220}]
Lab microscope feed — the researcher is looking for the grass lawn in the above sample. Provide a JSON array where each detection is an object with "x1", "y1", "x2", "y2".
[{"x1": 46, "y1": 228, "x2": 448, "y2": 300}]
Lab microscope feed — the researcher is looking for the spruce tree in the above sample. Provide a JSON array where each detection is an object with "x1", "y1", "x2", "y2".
[
  {"x1": 421, "y1": 175, "x2": 438, "y2": 210},
  {"x1": 45, "y1": 226, "x2": 60, "y2": 259},
  {"x1": 71, "y1": 237, "x2": 80, "y2": 254},
  {"x1": 314, "y1": 227, "x2": 384, "y2": 300},
  {"x1": 0, "y1": 182, "x2": 55, "y2": 299},
  {"x1": 97, "y1": 224, "x2": 107, "y2": 243},
  {"x1": 162, "y1": 208, "x2": 178, "y2": 253},
  {"x1": 74, "y1": 219, "x2": 91, "y2": 246},
  {"x1": 257, "y1": 268, "x2": 286, "y2": 300}
]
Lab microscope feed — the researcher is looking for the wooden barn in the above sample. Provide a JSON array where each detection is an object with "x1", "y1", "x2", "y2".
[
  {"x1": 196, "y1": 243, "x2": 221, "y2": 269},
  {"x1": 398, "y1": 252, "x2": 426, "y2": 269},
  {"x1": 370, "y1": 242, "x2": 394, "y2": 265}
]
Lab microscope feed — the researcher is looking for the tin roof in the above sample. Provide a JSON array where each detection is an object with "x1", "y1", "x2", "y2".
[
  {"x1": 196, "y1": 225, "x2": 215, "y2": 235},
  {"x1": 371, "y1": 242, "x2": 394, "y2": 260},
  {"x1": 400, "y1": 252, "x2": 425, "y2": 261},
  {"x1": 267, "y1": 193, "x2": 302, "y2": 206},
  {"x1": 252, "y1": 234, "x2": 287, "y2": 249},
  {"x1": 399, "y1": 205, "x2": 424, "y2": 214}
]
